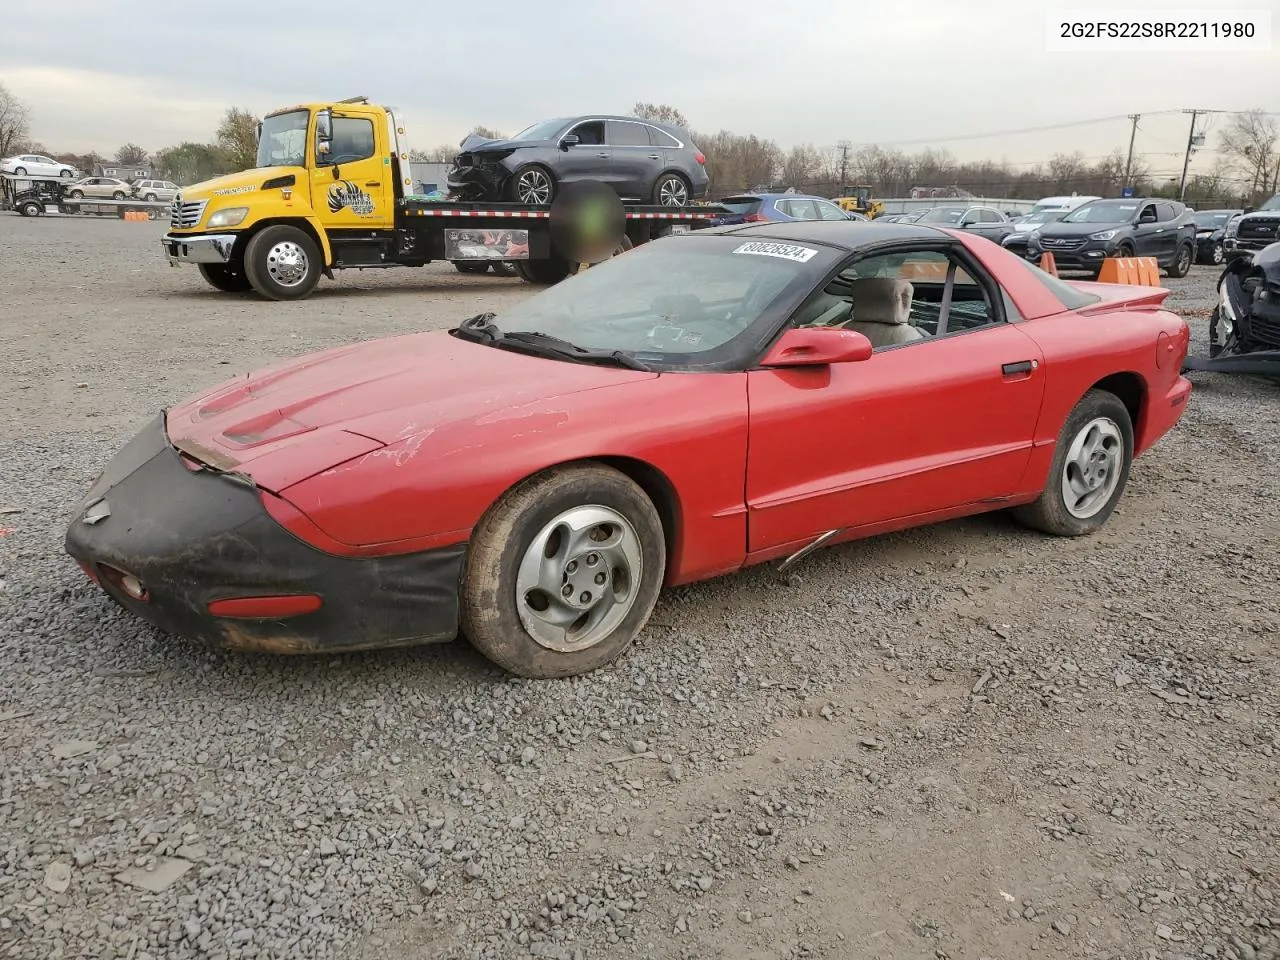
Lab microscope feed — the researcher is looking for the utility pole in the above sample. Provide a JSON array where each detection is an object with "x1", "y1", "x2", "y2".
[
  {"x1": 1122, "y1": 114, "x2": 1139, "y2": 191},
  {"x1": 837, "y1": 140, "x2": 850, "y2": 189},
  {"x1": 1178, "y1": 108, "x2": 1228, "y2": 201}
]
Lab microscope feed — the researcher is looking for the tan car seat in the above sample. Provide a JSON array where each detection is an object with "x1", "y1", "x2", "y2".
[{"x1": 842, "y1": 277, "x2": 923, "y2": 348}]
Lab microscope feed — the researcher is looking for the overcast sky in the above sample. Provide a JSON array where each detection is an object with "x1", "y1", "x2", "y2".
[{"x1": 2, "y1": 0, "x2": 1275, "y2": 183}]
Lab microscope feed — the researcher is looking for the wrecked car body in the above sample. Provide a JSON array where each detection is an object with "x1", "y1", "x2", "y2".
[{"x1": 1183, "y1": 241, "x2": 1280, "y2": 376}]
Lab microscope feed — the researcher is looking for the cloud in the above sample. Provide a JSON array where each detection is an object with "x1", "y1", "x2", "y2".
[{"x1": 1, "y1": 0, "x2": 1274, "y2": 176}]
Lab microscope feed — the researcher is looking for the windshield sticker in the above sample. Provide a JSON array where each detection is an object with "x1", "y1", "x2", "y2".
[{"x1": 732, "y1": 241, "x2": 818, "y2": 263}]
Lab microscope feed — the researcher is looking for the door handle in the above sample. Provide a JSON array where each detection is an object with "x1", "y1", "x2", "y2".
[
  {"x1": 1002, "y1": 359, "x2": 1036, "y2": 375},
  {"x1": 597, "y1": 152, "x2": 609, "y2": 158},
  {"x1": 647, "y1": 154, "x2": 661, "y2": 160},
  {"x1": 364, "y1": 181, "x2": 380, "y2": 187}
]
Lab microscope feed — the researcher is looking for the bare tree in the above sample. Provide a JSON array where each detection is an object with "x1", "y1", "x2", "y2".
[
  {"x1": 216, "y1": 107, "x2": 260, "y2": 171},
  {"x1": 114, "y1": 143, "x2": 149, "y2": 166},
  {"x1": 630, "y1": 102, "x2": 689, "y2": 129},
  {"x1": 781, "y1": 144, "x2": 822, "y2": 188},
  {"x1": 1218, "y1": 109, "x2": 1279, "y2": 196},
  {"x1": 0, "y1": 82, "x2": 31, "y2": 158},
  {"x1": 468, "y1": 125, "x2": 503, "y2": 141},
  {"x1": 409, "y1": 145, "x2": 458, "y2": 162}
]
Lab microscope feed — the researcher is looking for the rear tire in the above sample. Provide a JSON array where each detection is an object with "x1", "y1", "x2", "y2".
[
  {"x1": 243, "y1": 225, "x2": 322, "y2": 300},
  {"x1": 198, "y1": 262, "x2": 253, "y2": 292},
  {"x1": 452, "y1": 260, "x2": 489, "y2": 274},
  {"x1": 59, "y1": 169, "x2": 73, "y2": 179},
  {"x1": 515, "y1": 258, "x2": 572, "y2": 285},
  {"x1": 460, "y1": 462, "x2": 666, "y2": 679},
  {"x1": 652, "y1": 172, "x2": 691, "y2": 206},
  {"x1": 491, "y1": 261, "x2": 518, "y2": 277},
  {"x1": 1011, "y1": 389, "x2": 1133, "y2": 537},
  {"x1": 1165, "y1": 242, "x2": 1193, "y2": 278}
]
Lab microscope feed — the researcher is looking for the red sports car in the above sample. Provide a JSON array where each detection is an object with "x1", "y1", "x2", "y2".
[{"x1": 65, "y1": 221, "x2": 1192, "y2": 678}]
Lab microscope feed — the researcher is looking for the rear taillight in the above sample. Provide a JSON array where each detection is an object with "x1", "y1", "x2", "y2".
[
  {"x1": 743, "y1": 213, "x2": 766, "y2": 222},
  {"x1": 694, "y1": 153, "x2": 705, "y2": 165}
]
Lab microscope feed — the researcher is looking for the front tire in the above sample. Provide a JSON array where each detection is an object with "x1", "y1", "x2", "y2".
[
  {"x1": 144, "y1": 193, "x2": 157, "y2": 202},
  {"x1": 243, "y1": 225, "x2": 322, "y2": 300},
  {"x1": 1011, "y1": 389, "x2": 1133, "y2": 537},
  {"x1": 19, "y1": 201, "x2": 42, "y2": 217},
  {"x1": 13, "y1": 166, "x2": 26, "y2": 175},
  {"x1": 59, "y1": 169, "x2": 73, "y2": 179},
  {"x1": 1210, "y1": 242, "x2": 1224, "y2": 265},
  {"x1": 505, "y1": 165, "x2": 556, "y2": 205},
  {"x1": 112, "y1": 191, "x2": 126, "y2": 199},
  {"x1": 461, "y1": 463, "x2": 666, "y2": 679},
  {"x1": 69, "y1": 190, "x2": 84, "y2": 199},
  {"x1": 1166, "y1": 242, "x2": 1193, "y2": 278},
  {"x1": 198, "y1": 262, "x2": 253, "y2": 292}
]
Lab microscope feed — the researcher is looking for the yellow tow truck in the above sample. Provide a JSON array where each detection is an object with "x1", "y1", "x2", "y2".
[{"x1": 160, "y1": 95, "x2": 724, "y2": 300}]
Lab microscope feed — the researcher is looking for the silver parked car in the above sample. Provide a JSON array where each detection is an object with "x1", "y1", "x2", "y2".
[
  {"x1": 130, "y1": 179, "x2": 180, "y2": 202},
  {"x1": 0, "y1": 153, "x2": 78, "y2": 178},
  {"x1": 65, "y1": 177, "x2": 134, "y2": 199}
]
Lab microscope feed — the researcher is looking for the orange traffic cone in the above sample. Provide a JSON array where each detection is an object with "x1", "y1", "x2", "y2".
[{"x1": 1038, "y1": 252, "x2": 1058, "y2": 276}]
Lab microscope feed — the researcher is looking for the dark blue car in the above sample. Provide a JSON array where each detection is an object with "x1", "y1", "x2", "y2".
[{"x1": 707, "y1": 192, "x2": 865, "y2": 227}]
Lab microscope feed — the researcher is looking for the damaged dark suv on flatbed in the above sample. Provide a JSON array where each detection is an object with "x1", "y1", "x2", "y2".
[{"x1": 447, "y1": 115, "x2": 710, "y2": 207}]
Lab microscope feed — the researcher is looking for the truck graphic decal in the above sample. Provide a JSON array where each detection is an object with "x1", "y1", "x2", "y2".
[{"x1": 327, "y1": 180, "x2": 374, "y2": 216}]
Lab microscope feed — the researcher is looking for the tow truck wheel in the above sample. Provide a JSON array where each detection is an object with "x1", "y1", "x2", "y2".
[
  {"x1": 453, "y1": 261, "x2": 489, "y2": 275},
  {"x1": 491, "y1": 261, "x2": 518, "y2": 277},
  {"x1": 515, "y1": 258, "x2": 571, "y2": 285},
  {"x1": 198, "y1": 263, "x2": 253, "y2": 293},
  {"x1": 19, "y1": 201, "x2": 42, "y2": 217},
  {"x1": 243, "y1": 225, "x2": 322, "y2": 300}
]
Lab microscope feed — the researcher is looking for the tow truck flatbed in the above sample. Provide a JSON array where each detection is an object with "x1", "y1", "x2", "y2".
[{"x1": 2, "y1": 173, "x2": 171, "y2": 218}]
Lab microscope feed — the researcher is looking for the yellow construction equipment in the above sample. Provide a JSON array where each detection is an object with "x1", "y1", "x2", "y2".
[{"x1": 833, "y1": 185, "x2": 884, "y2": 219}]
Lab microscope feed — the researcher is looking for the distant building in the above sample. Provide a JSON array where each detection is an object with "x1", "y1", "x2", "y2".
[
  {"x1": 95, "y1": 163, "x2": 155, "y2": 181},
  {"x1": 408, "y1": 161, "x2": 451, "y2": 195}
]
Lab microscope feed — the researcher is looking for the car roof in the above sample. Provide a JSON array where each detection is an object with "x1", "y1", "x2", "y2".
[{"x1": 700, "y1": 219, "x2": 948, "y2": 250}]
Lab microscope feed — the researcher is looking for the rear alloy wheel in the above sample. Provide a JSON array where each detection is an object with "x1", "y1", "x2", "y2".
[
  {"x1": 198, "y1": 262, "x2": 253, "y2": 292},
  {"x1": 507, "y1": 165, "x2": 555, "y2": 205},
  {"x1": 1166, "y1": 243, "x2": 1193, "y2": 278},
  {"x1": 1011, "y1": 389, "x2": 1133, "y2": 537},
  {"x1": 243, "y1": 224, "x2": 322, "y2": 300},
  {"x1": 652, "y1": 173, "x2": 690, "y2": 206},
  {"x1": 461, "y1": 463, "x2": 666, "y2": 679},
  {"x1": 1210, "y1": 242, "x2": 1225, "y2": 265}
]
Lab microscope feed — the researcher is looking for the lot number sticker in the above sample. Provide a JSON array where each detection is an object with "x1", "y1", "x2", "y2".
[{"x1": 732, "y1": 241, "x2": 818, "y2": 263}]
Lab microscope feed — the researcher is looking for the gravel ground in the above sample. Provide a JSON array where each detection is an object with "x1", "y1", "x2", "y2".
[{"x1": 1, "y1": 214, "x2": 1277, "y2": 960}]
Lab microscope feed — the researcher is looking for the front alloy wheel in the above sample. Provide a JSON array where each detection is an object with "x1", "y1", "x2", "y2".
[{"x1": 513, "y1": 167, "x2": 554, "y2": 205}]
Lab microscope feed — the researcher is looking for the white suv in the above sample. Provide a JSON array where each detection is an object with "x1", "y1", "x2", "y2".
[{"x1": 131, "y1": 179, "x2": 180, "y2": 202}]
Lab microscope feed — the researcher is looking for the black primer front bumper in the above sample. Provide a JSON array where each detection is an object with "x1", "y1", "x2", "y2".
[{"x1": 64, "y1": 414, "x2": 466, "y2": 654}]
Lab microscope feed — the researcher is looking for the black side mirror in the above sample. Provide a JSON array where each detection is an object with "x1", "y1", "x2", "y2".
[{"x1": 560, "y1": 134, "x2": 579, "y2": 150}]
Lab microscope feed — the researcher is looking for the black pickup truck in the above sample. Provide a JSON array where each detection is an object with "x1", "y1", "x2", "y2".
[{"x1": 1224, "y1": 194, "x2": 1280, "y2": 260}]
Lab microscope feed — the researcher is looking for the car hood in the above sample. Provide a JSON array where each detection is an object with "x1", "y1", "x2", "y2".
[
  {"x1": 459, "y1": 135, "x2": 552, "y2": 153},
  {"x1": 1038, "y1": 220, "x2": 1133, "y2": 237},
  {"x1": 165, "y1": 330, "x2": 656, "y2": 493},
  {"x1": 173, "y1": 166, "x2": 307, "y2": 202}
]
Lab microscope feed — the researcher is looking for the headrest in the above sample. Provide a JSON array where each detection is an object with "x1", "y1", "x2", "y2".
[{"x1": 848, "y1": 277, "x2": 913, "y2": 325}]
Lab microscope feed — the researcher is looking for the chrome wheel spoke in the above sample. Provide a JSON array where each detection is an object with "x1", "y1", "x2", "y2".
[{"x1": 1060, "y1": 416, "x2": 1123, "y2": 519}]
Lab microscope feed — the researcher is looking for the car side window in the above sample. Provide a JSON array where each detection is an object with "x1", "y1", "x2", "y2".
[
  {"x1": 570, "y1": 121, "x2": 605, "y2": 145},
  {"x1": 608, "y1": 121, "x2": 650, "y2": 147},
  {"x1": 815, "y1": 200, "x2": 847, "y2": 220},
  {"x1": 329, "y1": 117, "x2": 375, "y2": 162},
  {"x1": 1138, "y1": 203, "x2": 1158, "y2": 223},
  {"x1": 1156, "y1": 202, "x2": 1178, "y2": 222},
  {"x1": 786, "y1": 199, "x2": 819, "y2": 219},
  {"x1": 788, "y1": 247, "x2": 1001, "y2": 347},
  {"x1": 647, "y1": 126, "x2": 681, "y2": 148}
]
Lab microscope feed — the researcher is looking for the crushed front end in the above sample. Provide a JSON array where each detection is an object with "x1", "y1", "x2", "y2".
[
  {"x1": 1183, "y1": 242, "x2": 1280, "y2": 376},
  {"x1": 446, "y1": 148, "x2": 517, "y2": 201}
]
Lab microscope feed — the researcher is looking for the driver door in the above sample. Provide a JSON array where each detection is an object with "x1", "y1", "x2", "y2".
[
  {"x1": 311, "y1": 111, "x2": 395, "y2": 231},
  {"x1": 745, "y1": 244, "x2": 1046, "y2": 556},
  {"x1": 1131, "y1": 202, "x2": 1162, "y2": 256}
]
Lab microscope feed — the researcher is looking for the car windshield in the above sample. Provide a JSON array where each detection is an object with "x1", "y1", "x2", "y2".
[
  {"x1": 916, "y1": 207, "x2": 966, "y2": 224},
  {"x1": 256, "y1": 110, "x2": 309, "y2": 168},
  {"x1": 1019, "y1": 211, "x2": 1061, "y2": 225},
  {"x1": 1258, "y1": 195, "x2": 1280, "y2": 212},
  {"x1": 469, "y1": 235, "x2": 837, "y2": 363},
  {"x1": 1061, "y1": 201, "x2": 1139, "y2": 223},
  {"x1": 719, "y1": 197, "x2": 762, "y2": 214},
  {"x1": 510, "y1": 119, "x2": 568, "y2": 141},
  {"x1": 1194, "y1": 211, "x2": 1234, "y2": 227}
]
